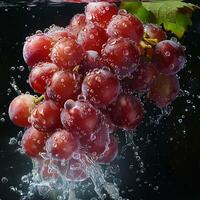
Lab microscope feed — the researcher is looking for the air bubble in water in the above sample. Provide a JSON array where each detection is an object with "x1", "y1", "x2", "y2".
[{"x1": 1, "y1": 177, "x2": 8, "y2": 184}]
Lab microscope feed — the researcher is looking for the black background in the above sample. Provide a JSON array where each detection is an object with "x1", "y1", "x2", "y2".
[{"x1": 0, "y1": 1, "x2": 200, "y2": 200}]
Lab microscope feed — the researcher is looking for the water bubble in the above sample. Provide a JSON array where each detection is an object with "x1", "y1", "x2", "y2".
[
  {"x1": 1, "y1": 177, "x2": 8, "y2": 184},
  {"x1": 18, "y1": 66, "x2": 25, "y2": 71},
  {"x1": 0, "y1": 118, "x2": 5, "y2": 122},
  {"x1": 9, "y1": 137, "x2": 17, "y2": 145}
]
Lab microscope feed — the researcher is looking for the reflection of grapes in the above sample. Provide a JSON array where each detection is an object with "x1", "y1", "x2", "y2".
[{"x1": 8, "y1": 2, "x2": 186, "y2": 187}]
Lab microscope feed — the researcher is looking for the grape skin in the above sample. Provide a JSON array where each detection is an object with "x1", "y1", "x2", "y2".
[
  {"x1": 106, "y1": 13, "x2": 144, "y2": 44},
  {"x1": 108, "y1": 94, "x2": 144, "y2": 130},
  {"x1": 29, "y1": 62, "x2": 59, "y2": 94},
  {"x1": 31, "y1": 100, "x2": 61, "y2": 132},
  {"x1": 85, "y1": 2, "x2": 118, "y2": 29},
  {"x1": 22, "y1": 127, "x2": 48, "y2": 157},
  {"x1": 101, "y1": 37, "x2": 140, "y2": 78},
  {"x1": 46, "y1": 70, "x2": 81, "y2": 106},
  {"x1": 98, "y1": 135, "x2": 118, "y2": 164},
  {"x1": 77, "y1": 23, "x2": 108, "y2": 53},
  {"x1": 61, "y1": 100, "x2": 101, "y2": 137},
  {"x1": 153, "y1": 40, "x2": 186, "y2": 75},
  {"x1": 46, "y1": 129, "x2": 79, "y2": 160},
  {"x1": 144, "y1": 23, "x2": 167, "y2": 42},
  {"x1": 82, "y1": 69, "x2": 121, "y2": 108},
  {"x1": 51, "y1": 37, "x2": 85, "y2": 70},
  {"x1": 23, "y1": 33, "x2": 52, "y2": 67},
  {"x1": 8, "y1": 94, "x2": 35, "y2": 127}
]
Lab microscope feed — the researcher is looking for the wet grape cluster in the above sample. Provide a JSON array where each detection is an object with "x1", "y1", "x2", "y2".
[{"x1": 8, "y1": 2, "x2": 186, "y2": 185}]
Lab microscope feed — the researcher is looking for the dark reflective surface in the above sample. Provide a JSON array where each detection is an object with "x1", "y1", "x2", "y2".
[{"x1": 0, "y1": 1, "x2": 200, "y2": 200}]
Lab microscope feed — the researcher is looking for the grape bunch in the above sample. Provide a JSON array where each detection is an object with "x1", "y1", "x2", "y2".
[{"x1": 8, "y1": 2, "x2": 186, "y2": 182}]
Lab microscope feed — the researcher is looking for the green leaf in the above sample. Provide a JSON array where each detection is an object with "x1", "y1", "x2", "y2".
[{"x1": 120, "y1": 0, "x2": 199, "y2": 38}]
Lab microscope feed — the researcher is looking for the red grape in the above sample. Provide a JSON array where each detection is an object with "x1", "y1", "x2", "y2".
[
  {"x1": 82, "y1": 69, "x2": 121, "y2": 108},
  {"x1": 130, "y1": 61, "x2": 158, "y2": 92},
  {"x1": 81, "y1": 50, "x2": 104, "y2": 74},
  {"x1": 148, "y1": 74, "x2": 180, "y2": 108},
  {"x1": 46, "y1": 129, "x2": 79, "y2": 160},
  {"x1": 29, "y1": 62, "x2": 59, "y2": 94},
  {"x1": 23, "y1": 33, "x2": 52, "y2": 67},
  {"x1": 46, "y1": 26, "x2": 73, "y2": 43},
  {"x1": 108, "y1": 94, "x2": 144, "y2": 130},
  {"x1": 51, "y1": 37, "x2": 84, "y2": 70},
  {"x1": 80, "y1": 123, "x2": 110, "y2": 158},
  {"x1": 144, "y1": 23, "x2": 167, "y2": 42},
  {"x1": 85, "y1": 2, "x2": 118, "y2": 29},
  {"x1": 67, "y1": 14, "x2": 86, "y2": 37},
  {"x1": 22, "y1": 127, "x2": 48, "y2": 157},
  {"x1": 98, "y1": 135, "x2": 118, "y2": 164},
  {"x1": 106, "y1": 13, "x2": 144, "y2": 44},
  {"x1": 31, "y1": 100, "x2": 61, "y2": 132},
  {"x1": 8, "y1": 94, "x2": 35, "y2": 127},
  {"x1": 61, "y1": 99, "x2": 101, "y2": 137},
  {"x1": 101, "y1": 37, "x2": 140, "y2": 78},
  {"x1": 153, "y1": 40, "x2": 186, "y2": 75},
  {"x1": 77, "y1": 23, "x2": 108, "y2": 53},
  {"x1": 46, "y1": 70, "x2": 81, "y2": 106}
]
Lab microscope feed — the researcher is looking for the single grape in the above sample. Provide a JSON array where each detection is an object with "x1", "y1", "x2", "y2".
[
  {"x1": 61, "y1": 99, "x2": 101, "y2": 137},
  {"x1": 108, "y1": 94, "x2": 144, "y2": 130},
  {"x1": 23, "y1": 33, "x2": 52, "y2": 67},
  {"x1": 107, "y1": 13, "x2": 144, "y2": 44},
  {"x1": 98, "y1": 135, "x2": 118, "y2": 164},
  {"x1": 31, "y1": 100, "x2": 61, "y2": 132},
  {"x1": 8, "y1": 94, "x2": 35, "y2": 127},
  {"x1": 144, "y1": 23, "x2": 167, "y2": 42},
  {"x1": 22, "y1": 127, "x2": 48, "y2": 157},
  {"x1": 130, "y1": 61, "x2": 158, "y2": 92},
  {"x1": 46, "y1": 70, "x2": 81, "y2": 106},
  {"x1": 51, "y1": 37, "x2": 84, "y2": 70},
  {"x1": 153, "y1": 40, "x2": 186, "y2": 75},
  {"x1": 77, "y1": 23, "x2": 108, "y2": 53},
  {"x1": 81, "y1": 50, "x2": 104, "y2": 74},
  {"x1": 67, "y1": 13, "x2": 86, "y2": 37},
  {"x1": 85, "y1": 2, "x2": 118, "y2": 29},
  {"x1": 101, "y1": 37, "x2": 140, "y2": 78},
  {"x1": 46, "y1": 129, "x2": 79, "y2": 160},
  {"x1": 148, "y1": 73, "x2": 180, "y2": 108},
  {"x1": 80, "y1": 123, "x2": 110, "y2": 158},
  {"x1": 82, "y1": 69, "x2": 121, "y2": 108},
  {"x1": 29, "y1": 62, "x2": 59, "y2": 94},
  {"x1": 46, "y1": 26, "x2": 73, "y2": 43}
]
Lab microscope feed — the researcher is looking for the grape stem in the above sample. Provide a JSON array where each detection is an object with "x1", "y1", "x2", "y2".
[{"x1": 34, "y1": 95, "x2": 44, "y2": 105}]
